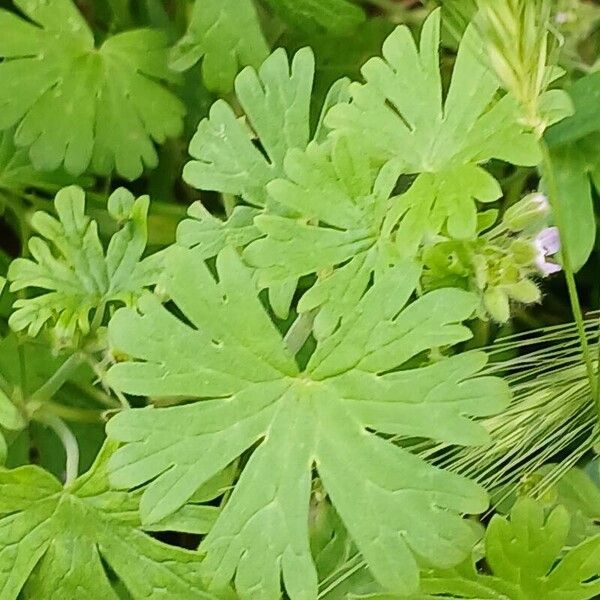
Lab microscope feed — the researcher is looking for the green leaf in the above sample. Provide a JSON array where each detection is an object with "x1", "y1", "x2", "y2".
[
  {"x1": 536, "y1": 464, "x2": 600, "y2": 548},
  {"x1": 243, "y1": 136, "x2": 402, "y2": 338},
  {"x1": 169, "y1": 0, "x2": 270, "y2": 93},
  {"x1": 545, "y1": 72, "x2": 600, "y2": 148},
  {"x1": 183, "y1": 47, "x2": 315, "y2": 209},
  {"x1": 262, "y1": 0, "x2": 365, "y2": 35},
  {"x1": 105, "y1": 245, "x2": 510, "y2": 599},
  {"x1": 326, "y1": 10, "x2": 540, "y2": 244},
  {"x1": 0, "y1": 0, "x2": 185, "y2": 179},
  {"x1": 546, "y1": 133, "x2": 599, "y2": 272},
  {"x1": 7, "y1": 185, "x2": 162, "y2": 342},
  {"x1": 0, "y1": 441, "x2": 220, "y2": 599},
  {"x1": 181, "y1": 46, "x2": 328, "y2": 318},
  {"x1": 0, "y1": 129, "x2": 84, "y2": 194},
  {"x1": 413, "y1": 499, "x2": 600, "y2": 600}
]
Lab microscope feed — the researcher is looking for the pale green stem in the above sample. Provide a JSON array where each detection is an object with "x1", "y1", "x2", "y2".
[
  {"x1": 71, "y1": 380, "x2": 120, "y2": 408},
  {"x1": 29, "y1": 353, "x2": 83, "y2": 402},
  {"x1": 37, "y1": 414, "x2": 79, "y2": 485},
  {"x1": 540, "y1": 141, "x2": 598, "y2": 407},
  {"x1": 36, "y1": 401, "x2": 103, "y2": 424},
  {"x1": 90, "y1": 301, "x2": 107, "y2": 332}
]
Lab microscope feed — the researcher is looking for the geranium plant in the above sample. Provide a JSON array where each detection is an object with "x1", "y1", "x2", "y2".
[{"x1": 0, "y1": 0, "x2": 599, "y2": 598}]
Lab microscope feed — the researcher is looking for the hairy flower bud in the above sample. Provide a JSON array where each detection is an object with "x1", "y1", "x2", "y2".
[
  {"x1": 484, "y1": 287, "x2": 510, "y2": 323},
  {"x1": 505, "y1": 279, "x2": 542, "y2": 304}
]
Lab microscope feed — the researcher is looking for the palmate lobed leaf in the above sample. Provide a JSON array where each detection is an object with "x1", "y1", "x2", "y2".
[
  {"x1": 7, "y1": 185, "x2": 162, "y2": 342},
  {"x1": 105, "y1": 245, "x2": 510, "y2": 599},
  {"x1": 326, "y1": 9, "x2": 541, "y2": 246},
  {"x1": 181, "y1": 46, "x2": 348, "y2": 319},
  {"x1": 182, "y1": 47, "x2": 317, "y2": 209},
  {"x1": 243, "y1": 137, "x2": 403, "y2": 339},
  {"x1": 406, "y1": 499, "x2": 600, "y2": 600},
  {"x1": 0, "y1": 0, "x2": 185, "y2": 180},
  {"x1": 0, "y1": 441, "x2": 222, "y2": 600}
]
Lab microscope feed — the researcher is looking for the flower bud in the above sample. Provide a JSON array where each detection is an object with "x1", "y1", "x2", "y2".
[
  {"x1": 510, "y1": 239, "x2": 538, "y2": 266},
  {"x1": 503, "y1": 193, "x2": 550, "y2": 231},
  {"x1": 484, "y1": 287, "x2": 510, "y2": 323},
  {"x1": 505, "y1": 279, "x2": 541, "y2": 304}
]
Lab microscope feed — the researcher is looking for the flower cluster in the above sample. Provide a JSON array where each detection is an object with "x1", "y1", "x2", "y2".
[{"x1": 421, "y1": 193, "x2": 561, "y2": 323}]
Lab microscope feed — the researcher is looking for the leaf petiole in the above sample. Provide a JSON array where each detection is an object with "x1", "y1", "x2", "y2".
[
  {"x1": 36, "y1": 414, "x2": 79, "y2": 485},
  {"x1": 29, "y1": 353, "x2": 83, "y2": 403}
]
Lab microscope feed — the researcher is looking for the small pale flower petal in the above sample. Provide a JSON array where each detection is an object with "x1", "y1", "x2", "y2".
[{"x1": 535, "y1": 227, "x2": 560, "y2": 256}]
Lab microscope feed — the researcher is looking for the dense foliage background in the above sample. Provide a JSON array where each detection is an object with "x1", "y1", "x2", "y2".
[{"x1": 0, "y1": 1, "x2": 599, "y2": 598}]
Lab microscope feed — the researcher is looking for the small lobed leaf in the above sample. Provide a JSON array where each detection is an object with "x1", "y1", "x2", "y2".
[
  {"x1": 183, "y1": 47, "x2": 316, "y2": 209},
  {"x1": 243, "y1": 138, "x2": 403, "y2": 337},
  {"x1": 169, "y1": 0, "x2": 270, "y2": 93},
  {"x1": 0, "y1": 0, "x2": 185, "y2": 180},
  {"x1": 412, "y1": 498, "x2": 600, "y2": 600},
  {"x1": 7, "y1": 185, "x2": 162, "y2": 343},
  {"x1": 326, "y1": 9, "x2": 540, "y2": 244},
  {"x1": 105, "y1": 245, "x2": 510, "y2": 599},
  {"x1": 181, "y1": 46, "x2": 333, "y2": 318}
]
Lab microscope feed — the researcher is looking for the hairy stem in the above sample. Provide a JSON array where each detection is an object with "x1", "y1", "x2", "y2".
[{"x1": 540, "y1": 141, "x2": 598, "y2": 407}]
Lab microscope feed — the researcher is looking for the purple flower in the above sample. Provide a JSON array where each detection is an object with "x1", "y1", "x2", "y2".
[{"x1": 534, "y1": 227, "x2": 561, "y2": 276}]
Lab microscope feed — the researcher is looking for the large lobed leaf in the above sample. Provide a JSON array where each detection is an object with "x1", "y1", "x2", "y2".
[
  {"x1": 105, "y1": 245, "x2": 510, "y2": 599},
  {"x1": 0, "y1": 442, "x2": 221, "y2": 599},
  {"x1": 0, "y1": 0, "x2": 185, "y2": 179}
]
